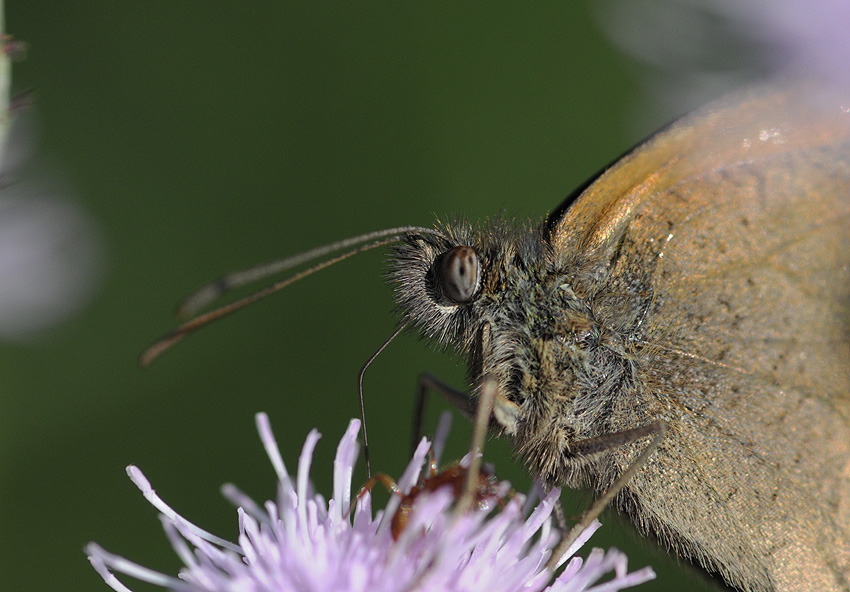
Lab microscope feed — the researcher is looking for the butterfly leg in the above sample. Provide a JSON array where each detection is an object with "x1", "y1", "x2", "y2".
[
  {"x1": 547, "y1": 421, "x2": 668, "y2": 570},
  {"x1": 411, "y1": 372, "x2": 475, "y2": 455},
  {"x1": 413, "y1": 373, "x2": 572, "y2": 533}
]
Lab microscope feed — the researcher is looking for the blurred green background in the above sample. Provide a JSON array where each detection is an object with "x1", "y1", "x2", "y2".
[{"x1": 1, "y1": 3, "x2": 738, "y2": 591}]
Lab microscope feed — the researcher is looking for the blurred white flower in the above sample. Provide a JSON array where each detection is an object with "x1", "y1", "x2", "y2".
[
  {"x1": 0, "y1": 176, "x2": 100, "y2": 339},
  {"x1": 87, "y1": 413, "x2": 655, "y2": 592},
  {"x1": 597, "y1": 0, "x2": 850, "y2": 123}
]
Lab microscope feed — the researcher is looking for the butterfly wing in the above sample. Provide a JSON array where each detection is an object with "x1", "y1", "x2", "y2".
[{"x1": 552, "y1": 81, "x2": 850, "y2": 592}]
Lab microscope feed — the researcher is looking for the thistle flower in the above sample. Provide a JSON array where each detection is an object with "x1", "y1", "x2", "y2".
[{"x1": 87, "y1": 413, "x2": 655, "y2": 592}]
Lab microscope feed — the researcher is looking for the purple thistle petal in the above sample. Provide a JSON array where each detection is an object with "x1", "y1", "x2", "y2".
[{"x1": 87, "y1": 414, "x2": 655, "y2": 592}]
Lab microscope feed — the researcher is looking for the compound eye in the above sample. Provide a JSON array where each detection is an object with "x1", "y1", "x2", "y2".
[{"x1": 437, "y1": 245, "x2": 480, "y2": 304}]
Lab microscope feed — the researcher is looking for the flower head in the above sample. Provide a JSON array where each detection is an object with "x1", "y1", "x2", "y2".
[{"x1": 87, "y1": 413, "x2": 655, "y2": 592}]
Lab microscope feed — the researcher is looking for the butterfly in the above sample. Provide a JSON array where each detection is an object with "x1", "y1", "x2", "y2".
[{"x1": 143, "y1": 80, "x2": 850, "y2": 592}]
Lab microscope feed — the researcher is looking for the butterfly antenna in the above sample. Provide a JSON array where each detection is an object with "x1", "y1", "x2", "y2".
[
  {"x1": 140, "y1": 226, "x2": 444, "y2": 368},
  {"x1": 178, "y1": 226, "x2": 442, "y2": 317}
]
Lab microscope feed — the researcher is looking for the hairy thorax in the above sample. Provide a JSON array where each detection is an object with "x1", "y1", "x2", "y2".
[{"x1": 477, "y1": 266, "x2": 642, "y2": 488}]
